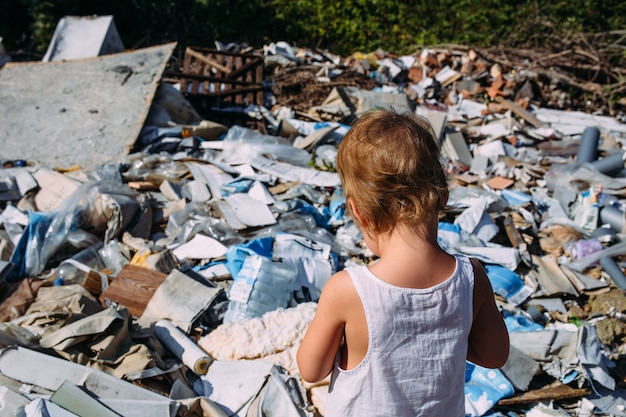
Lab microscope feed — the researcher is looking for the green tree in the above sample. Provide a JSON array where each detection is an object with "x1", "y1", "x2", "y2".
[{"x1": 1, "y1": 0, "x2": 625, "y2": 59}]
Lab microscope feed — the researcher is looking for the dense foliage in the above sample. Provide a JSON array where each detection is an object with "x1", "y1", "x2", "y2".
[{"x1": 2, "y1": 0, "x2": 626, "y2": 58}]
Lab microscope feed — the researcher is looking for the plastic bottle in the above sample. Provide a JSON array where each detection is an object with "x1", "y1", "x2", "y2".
[
  {"x1": 52, "y1": 244, "x2": 108, "y2": 294},
  {"x1": 54, "y1": 260, "x2": 90, "y2": 286},
  {"x1": 223, "y1": 255, "x2": 296, "y2": 323},
  {"x1": 69, "y1": 243, "x2": 106, "y2": 269}
]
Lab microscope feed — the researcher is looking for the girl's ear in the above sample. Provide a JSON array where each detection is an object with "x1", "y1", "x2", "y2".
[{"x1": 347, "y1": 197, "x2": 368, "y2": 228}]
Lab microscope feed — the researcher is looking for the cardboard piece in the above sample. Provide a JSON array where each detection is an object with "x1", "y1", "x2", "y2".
[
  {"x1": 442, "y1": 129, "x2": 473, "y2": 168},
  {"x1": 50, "y1": 380, "x2": 121, "y2": 417},
  {"x1": 32, "y1": 168, "x2": 82, "y2": 212},
  {"x1": 99, "y1": 264, "x2": 168, "y2": 318}
]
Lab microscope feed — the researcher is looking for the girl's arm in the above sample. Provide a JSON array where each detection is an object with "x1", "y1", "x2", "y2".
[
  {"x1": 467, "y1": 258, "x2": 510, "y2": 368},
  {"x1": 297, "y1": 271, "x2": 350, "y2": 383}
]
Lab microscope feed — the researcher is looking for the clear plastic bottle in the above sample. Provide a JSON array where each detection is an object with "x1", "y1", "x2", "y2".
[
  {"x1": 53, "y1": 244, "x2": 108, "y2": 294},
  {"x1": 223, "y1": 255, "x2": 296, "y2": 323}
]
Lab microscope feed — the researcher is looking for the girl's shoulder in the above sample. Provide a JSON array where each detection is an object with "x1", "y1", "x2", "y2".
[{"x1": 323, "y1": 269, "x2": 359, "y2": 301}]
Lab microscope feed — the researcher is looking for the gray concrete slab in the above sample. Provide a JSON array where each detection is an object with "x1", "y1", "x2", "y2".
[{"x1": 0, "y1": 42, "x2": 176, "y2": 171}]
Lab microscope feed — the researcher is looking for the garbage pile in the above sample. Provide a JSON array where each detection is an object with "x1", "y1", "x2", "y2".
[{"x1": 3, "y1": 15, "x2": 626, "y2": 417}]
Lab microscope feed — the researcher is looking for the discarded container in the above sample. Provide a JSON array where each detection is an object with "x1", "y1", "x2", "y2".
[
  {"x1": 224, "y1": 255, "x2": 296, "y2": 323},
  {"x1": 577, "y1": 126, "x2": 600, "y2": 164}
]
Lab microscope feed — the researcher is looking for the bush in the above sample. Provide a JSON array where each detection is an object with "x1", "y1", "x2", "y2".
[{"x1": 1, "y1": 0, "x2": 625, "y2": 58}]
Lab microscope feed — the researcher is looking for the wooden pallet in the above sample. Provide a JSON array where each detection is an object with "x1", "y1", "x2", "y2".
[{"x1": 166, "y1": 47, "x2": 265, "y2": 109}]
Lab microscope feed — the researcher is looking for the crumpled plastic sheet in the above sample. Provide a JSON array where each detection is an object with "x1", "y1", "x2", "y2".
[
  {"x1": 195, "y1": 360, "x2": 312, "y2": 417},
  {"x1": 577, "y1": 324, "x2": 617, "y2": 391}
]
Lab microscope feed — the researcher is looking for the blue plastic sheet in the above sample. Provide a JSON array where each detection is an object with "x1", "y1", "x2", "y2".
[
  {"x1": 483, "y1": 264, "x2": 524, "y2": 300},
  {"x1": 327, "y1": 187, "x2": 346, "y2": 226},
  {"x1": 225, "y1": 236, "x2": 274, "y2": 278},
  {"x1": 465, "y1": 362, "x2": 514, "y2": 417},
  {"x1": 437, "y1": 222, "x2": 462, "y2": 253},
  {"x1": 503, "y1": 310, "x2": 544, "y2": 332},
  {"x1": 8, "y1": 211, "x2": 56, "y2": 281},
  {"x1": 500, "y1": 189, "x2": 532, "y2": 206},
  {"x1": 294, "y1": 200, "x2": 333, "y2": 231}
]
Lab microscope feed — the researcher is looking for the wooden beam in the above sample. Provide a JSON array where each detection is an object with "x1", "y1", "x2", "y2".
[{"x1": 498, "y1": 384, "x2": 590, "y2": 406}]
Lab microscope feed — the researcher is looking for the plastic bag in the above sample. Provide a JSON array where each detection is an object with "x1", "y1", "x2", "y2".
[{"x1": 9, "y1": 181, "x2": 146, "y2": 280}]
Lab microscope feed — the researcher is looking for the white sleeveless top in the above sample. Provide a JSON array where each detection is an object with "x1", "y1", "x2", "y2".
[{"x1": 325, "y1": 254, "x2": 474, "y2": 417}]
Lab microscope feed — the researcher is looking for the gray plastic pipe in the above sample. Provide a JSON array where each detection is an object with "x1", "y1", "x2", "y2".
[
  {"x1": 577, "y1": 126, "x2": 600, "y2": 164},
  {"x1": 599, "y1": 256, "x2": 626, "y2": 290},
  {"x1": 588, "y1": 152, "x2": 625, "y2": 176},
  {"x1": 600, "y1": 204, "x2": 624, "y2": 233}
]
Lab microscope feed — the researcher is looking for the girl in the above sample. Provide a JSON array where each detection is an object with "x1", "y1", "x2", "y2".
[{"x1": 296, "y1": 110, "x2": 509, "y2": 417}]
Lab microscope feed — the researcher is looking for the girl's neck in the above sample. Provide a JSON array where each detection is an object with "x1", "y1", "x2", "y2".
[{"x1": 367, "y1": 221, "x2": 456, "y2": 289}]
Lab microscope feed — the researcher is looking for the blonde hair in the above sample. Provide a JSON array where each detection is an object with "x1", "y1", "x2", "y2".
[{"x1": 337, "y1": 109, "x2": 448, "y2": 235}]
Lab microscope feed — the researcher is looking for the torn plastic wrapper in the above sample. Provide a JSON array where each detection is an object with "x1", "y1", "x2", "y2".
[
  {"x1": 285, "y1": 119, "x2": 349, "y2": 144},
  {"x1": 333, "y1": 221, "x2": 365, "y2": 256},
  {"x1": 503, "y1": 310, "x2": 544, "y2": 332},
  {"x1": 161, "y1": 201, "x2": 242, "y2": 248},
  {"x1": 571, "y1": 185, "x2": 602, "y2": 235},
  {"x1": 577, "y1": 324, "x2": 617, "y2": 390},
  {"x1": 454, "y1": 199, "x2": 499, "y2": 243},
  {"x1": 123, "y1": 153, "x2": 190, "y2": 184}
]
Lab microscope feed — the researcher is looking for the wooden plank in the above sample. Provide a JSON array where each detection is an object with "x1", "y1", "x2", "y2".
[
  {"x1": 503, "y1": 214, "x2": 525, "y2": 248},
  {"x1": 494, "y1": 96, "x2": 545, "y2": 128},
  {"x1": 99, "y1": 264, "x2": 168, "y2": 318},
  {"x1": 256, "y1": 64, "x2": 264, "y2": 103},
  {"x1": 185, "y1": 47, "x2": 231, "y2": 75},
  {"x1": 224, "y1": 54, "x2": 235, "y2": 77},
  {"x1": 171, "y1": 47, "x2": 265, "y2": 107}
]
